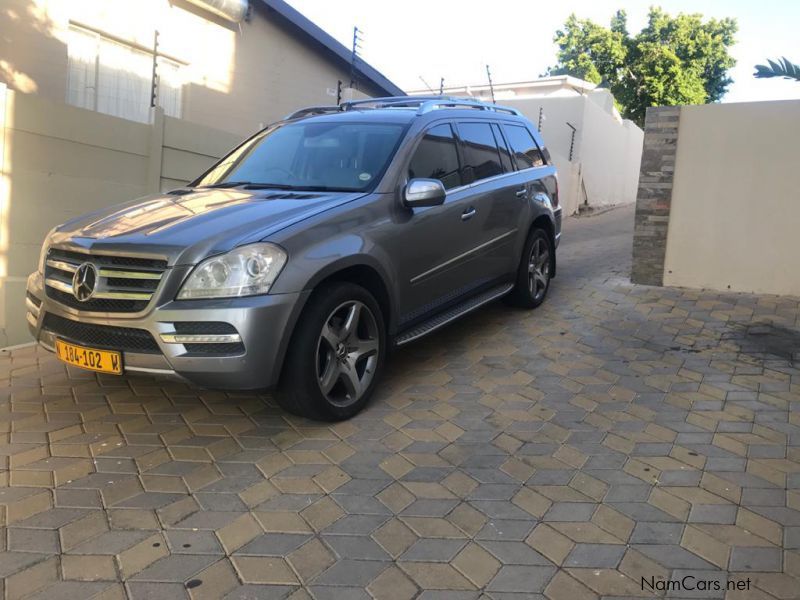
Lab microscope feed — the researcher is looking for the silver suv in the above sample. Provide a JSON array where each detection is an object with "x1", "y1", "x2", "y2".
[{"x1": 26, "y1": 96, "x2": 562, "y2": 420}]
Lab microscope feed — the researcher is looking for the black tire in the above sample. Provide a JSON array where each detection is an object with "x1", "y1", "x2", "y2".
[
  {"x1": 506, "y1": 228, "x2": 553, "y2": 308},
  {"x1": 276, "y1": 282, "x2": 386, "y2": 421}
]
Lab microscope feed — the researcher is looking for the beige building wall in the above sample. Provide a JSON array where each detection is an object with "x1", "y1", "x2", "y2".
[
  {"x1": 663, "y1": 100, "x2": 800, "y2": 296},
  {"x1": 0, "y1": 84, "x2": 240, "y2": 345},
  {"x1": 0, "y1": 0, "x2": 384, "y2": 137}
]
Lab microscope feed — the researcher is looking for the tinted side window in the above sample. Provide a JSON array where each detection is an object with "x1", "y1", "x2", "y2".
[
  {"x1": 408, "y1": 124, "x2": 461, "y2": 190},
  {"x1": 458, "y1": 122, "x2": 503, "y2": 183},
  {"x1": 504, "y1": 124, "x2": 545, "y2": 169},
  {"x1": 491, "y1": 124, "x2": 513, "y2": 173}
]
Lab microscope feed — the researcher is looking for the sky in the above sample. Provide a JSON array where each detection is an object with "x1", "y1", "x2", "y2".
[{"x1": 286, "y1": 0, "x2": 800, "y2": 104}]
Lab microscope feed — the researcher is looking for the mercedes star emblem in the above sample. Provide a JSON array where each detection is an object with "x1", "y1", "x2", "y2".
[{"x1": 72, "y1": 262, "x2": 98, "y2": 302}]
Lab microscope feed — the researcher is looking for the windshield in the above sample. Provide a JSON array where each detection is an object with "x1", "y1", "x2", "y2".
[{"x1": 193, "y1": 121, "x2": 406, "y2": 192}]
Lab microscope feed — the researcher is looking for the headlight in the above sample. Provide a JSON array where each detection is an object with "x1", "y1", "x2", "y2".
[{"x1": 177, "y1": 243, "x2": 287, "y2": 299}]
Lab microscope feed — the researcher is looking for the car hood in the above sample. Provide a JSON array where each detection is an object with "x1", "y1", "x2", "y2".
[{"x1": 49, "y1": 187, "x2": 364, "y2": 266}]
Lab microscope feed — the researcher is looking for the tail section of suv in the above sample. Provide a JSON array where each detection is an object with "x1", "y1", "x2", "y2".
[{"x1": 26, "y1": 96, "x2": 561, "y2": 420}]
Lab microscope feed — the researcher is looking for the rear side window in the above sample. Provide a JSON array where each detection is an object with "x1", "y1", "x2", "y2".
[
  {"x1": 503, "y1": 124, "x2": 545, "y2": 169},
  {"x1": 408, "y1": 123, "x2": 461, "y2": 190},
  {"x1": 458, "y1": 122, "x2": 503, "y2": 183},
  {"x1": 491, "y1": 124, "x2": 513, "y2": 173}
]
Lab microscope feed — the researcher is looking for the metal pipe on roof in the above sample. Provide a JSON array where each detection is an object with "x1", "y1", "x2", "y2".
[{"x1": 184, "y1": 0, "x2": 249, "y2": 23}]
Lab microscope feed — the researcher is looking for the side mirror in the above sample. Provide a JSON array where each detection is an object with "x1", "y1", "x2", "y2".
[{"x1": 403, "y1": 178, "x2": 446, "y2": 208}]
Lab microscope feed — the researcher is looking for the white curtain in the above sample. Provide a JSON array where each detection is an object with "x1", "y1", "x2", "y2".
[
  {"x1": 66, "y1": 26, "x2": 98, "y2": 111},
  {"x1": 156, "y1": 57, "x2": 183, "y2": 118},
  {"x1": 66, "y1": 25, "x2": 183, "y2": 123},
  {"x1": 96, "y1": 37, "x2": 152, "y2": 123}
]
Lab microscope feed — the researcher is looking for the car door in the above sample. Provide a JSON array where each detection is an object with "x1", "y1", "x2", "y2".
[
  {"x1": 390, "y1": 122, "x2": 488, "y2": 328},
  {"x1": 453, "y1": 120, "x2": 522, "y2": 281},
  {"x1": 502, "y1": 121, "x2": 553, "y2": 216}
]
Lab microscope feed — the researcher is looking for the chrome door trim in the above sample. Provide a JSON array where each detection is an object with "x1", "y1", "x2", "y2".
[{"x1": 410, "y1": 228, "x2": 517, "y2": 284}]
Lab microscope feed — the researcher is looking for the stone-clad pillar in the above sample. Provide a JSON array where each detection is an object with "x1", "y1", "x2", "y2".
[{"x1": 631, "y1": 106, "x2": 680, "y2": 286}]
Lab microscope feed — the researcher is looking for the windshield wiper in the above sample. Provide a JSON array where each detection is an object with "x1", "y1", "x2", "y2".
[
  {"x1": 197, "y1": 181, "x2": 253, "y2": 189},
  {"x1": 243, "y1": 183, "x2": 358, "y2": 192},
  {"x1": 242, "y1": 183, "x2": 297, "y2": 190}
]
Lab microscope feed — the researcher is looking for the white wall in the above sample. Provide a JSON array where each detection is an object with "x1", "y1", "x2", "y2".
[
  {"x1": 663, "y1": 100, "x2": 800, "y2": 296},
  {"x1": 580, "y1": 97, "x2": 644, "y2": 209}
]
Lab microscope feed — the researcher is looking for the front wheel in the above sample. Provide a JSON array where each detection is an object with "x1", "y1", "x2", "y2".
[
  {"x1": 276, "y1": 282, "x2": 385, "y2": 421},
  {"x1": 507, "y1": 228, "x2": 552, "y2": 308}
]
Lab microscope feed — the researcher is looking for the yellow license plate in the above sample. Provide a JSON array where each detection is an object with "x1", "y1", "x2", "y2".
[{"x1": 55, "y1": 339, "x2": 123, "y2": 375}]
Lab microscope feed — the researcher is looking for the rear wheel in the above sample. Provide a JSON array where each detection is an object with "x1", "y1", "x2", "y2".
[
  {"x1": 507, "y1": 228, "x2": 552, "y2": 308},
  {"x1": 276, "y1": 282, "x2": 385, "y2": 421}
]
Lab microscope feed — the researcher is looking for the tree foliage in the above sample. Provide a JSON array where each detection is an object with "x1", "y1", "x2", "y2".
[
  {"x1": 754, "y1": 57, "x2": 800, "y2": 82},
  {"x1": 549, "y1": 8, "x2": 737, "y2": 126}
]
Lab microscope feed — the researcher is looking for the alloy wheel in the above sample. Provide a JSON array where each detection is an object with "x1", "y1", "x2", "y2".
[
  {"x1": 316, "y1": 300, "x2": 380, "y2": 407},
  {"x1": 527, "y1": 237, "x2": 550, "y2": 301}
]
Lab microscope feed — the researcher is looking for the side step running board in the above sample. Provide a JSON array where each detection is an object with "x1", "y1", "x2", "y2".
[{"x1": 395, "y1": 283, "x2": 514, "y2": 346}]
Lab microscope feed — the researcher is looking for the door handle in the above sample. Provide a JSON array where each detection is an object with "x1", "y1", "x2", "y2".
[
  {"x1": 515, "y1": 187, "x2": 527, "y2": 198},
  {"x1": 461, "y1": 207, "x2": 476, "y2": 221}
]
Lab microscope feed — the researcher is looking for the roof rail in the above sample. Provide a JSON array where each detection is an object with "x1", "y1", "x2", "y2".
[
  {"x1": 416, "y1": 98, "x2": 522, "y2": 116},
  {"x1": 283, "y1": 105, "x2": 342, "y2": 120},
  {"x1": 285, "y1": 96, "x2": 523, "y2": 120},
  {"x1": 341, "y1": 95, "x2": 461, "y2": 110},
  {"x1": 341, "y1": 95, "x2": 522, "y2": 116}
]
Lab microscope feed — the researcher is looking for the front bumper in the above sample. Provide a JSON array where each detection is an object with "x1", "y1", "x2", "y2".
[{"x1": 26, "y1": 271, "x2": 308, "y2": 390}]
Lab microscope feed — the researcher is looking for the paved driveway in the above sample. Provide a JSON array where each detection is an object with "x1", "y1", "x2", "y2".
[{"x1": 2, "y1": 205, "x2": 799, "y2": 599}]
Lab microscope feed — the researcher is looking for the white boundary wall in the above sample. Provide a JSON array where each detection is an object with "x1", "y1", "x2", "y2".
[{"x1": 504, "y1": 91, "x2": 643, "y2": 215}]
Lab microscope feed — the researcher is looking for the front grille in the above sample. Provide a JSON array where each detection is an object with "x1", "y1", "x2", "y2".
[
  {"x1": 44, "y1": 248, "x2": 167, "y2": 313},
  {"x1": 183, "y1": 342, "x2": 244, "y2": 355},
  {"x1": 42, "y1": 313, "x2": 160, "y2": 354},
  {"x1": 26, "y1": 292, "x2": 42, "y2": 309},
  {"x1": 49, "y1": 249, "x2": 167, "y2": 270},
  {"x1": 47, "y1": 288, "x2": 148, "y2": 312}
]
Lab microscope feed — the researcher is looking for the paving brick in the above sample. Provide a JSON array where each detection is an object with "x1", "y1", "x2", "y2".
[
  {"x1": 399, "y1": 562, "x2": 475, "y2": 591},
  {"x1": 8, "y1": 527, "x2": 60, "y2": 553},
  {"x1": 186, "y1": 559, "x2": 239, "y2": 600},
  {"x1": 313, "y1": 558, "x2": 389, "y2": 587},
  {"x1": 729, "y1": 546, "x2": 783, "y2": 572},
  {"x1": 117, "y1": 533, "x2": 169, "y2": 579},
  {"x1": 525, "y1": 524, "x2": 574, "y2": 566},
  {"x1": 287, "y1": 538, "x2": 336, "y2": 583},
  {"x1": 543, "y1": 571, "x2": 598, "y2": 600},
  {"x1": 323, "y1": 534, "x2": 390, "y2": 561},
  {"x1": 630, "y1": 521, "x2": 684, "y2": 544},
  {"x1": 486, "y1": 565, "x2": 556, "y2": 593},
  {"x1": 452, "y1": 542, "x2": 501, "y2": 588},
  {"x1": 371, "y1": 518, "x2": 417, "y2": 558},
  {"x1": 231, "y1": 556, "x2": 299, "y2": 585},
  {"x1": 5, "y1": 205, "x2": 800, "y2": 598},
  {"x1": 366, "y1": 566, "x2": 418, "y2": 600},
  {"x1": 564, "y1": 543, "x2": 626, "y2": 568}
]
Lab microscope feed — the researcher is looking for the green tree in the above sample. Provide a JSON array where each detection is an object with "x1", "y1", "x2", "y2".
[
  {"x1": 549, "y1": 8, "x2": 737, "y2": 126},
  {"x1": 754, "y1": 57, "x2": 800, "y2": 82}
]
